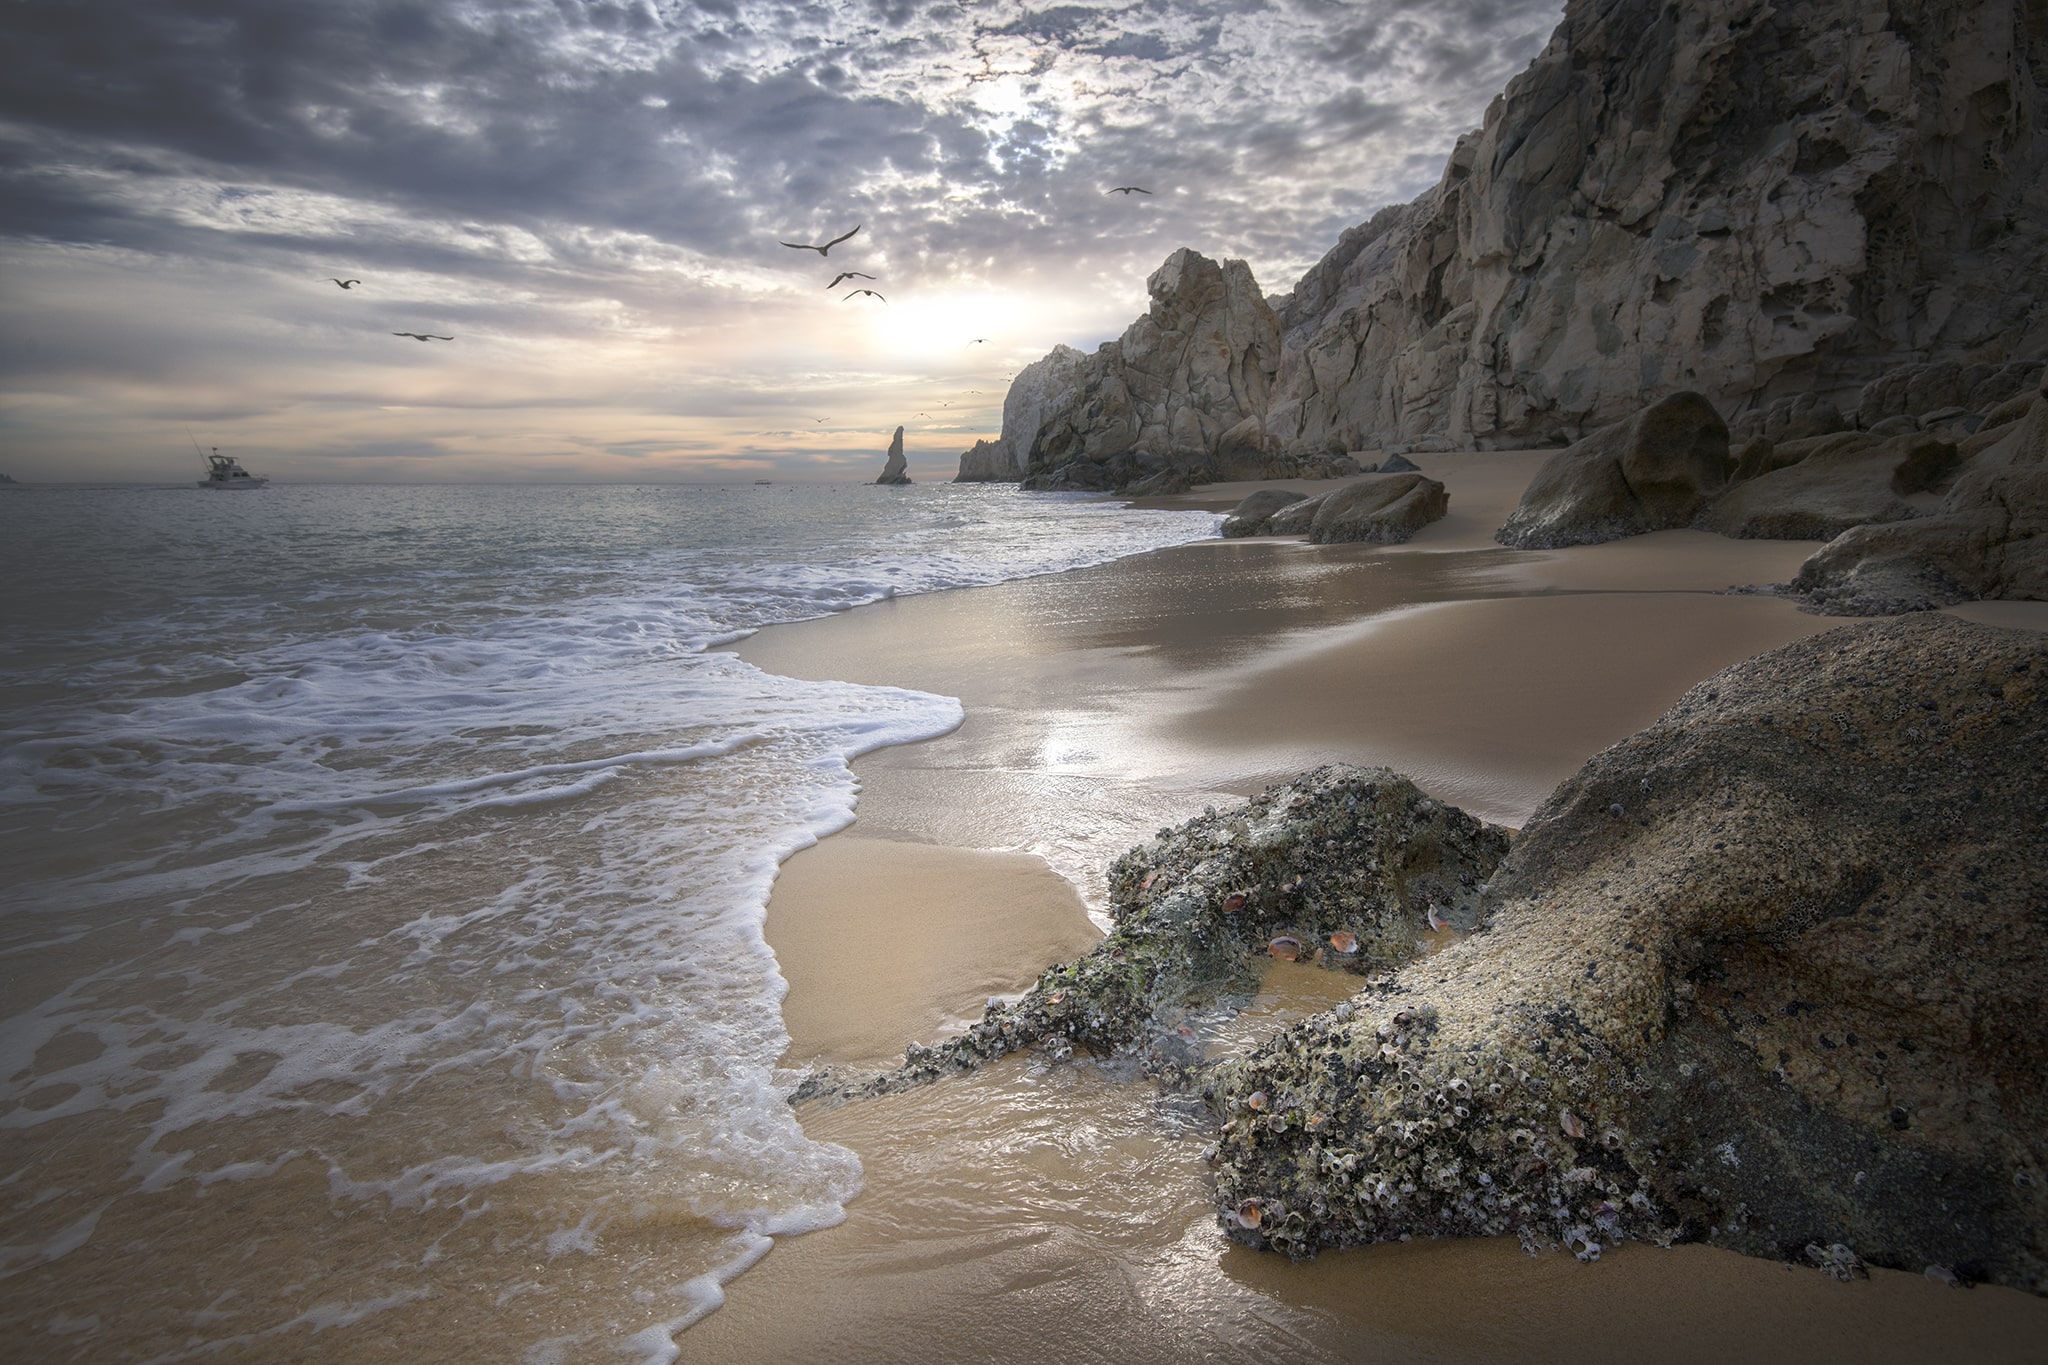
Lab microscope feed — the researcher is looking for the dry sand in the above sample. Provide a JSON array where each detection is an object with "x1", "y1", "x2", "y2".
[{"x1": 702, "y1": 453, "x2": 2048, "y2": 1362}]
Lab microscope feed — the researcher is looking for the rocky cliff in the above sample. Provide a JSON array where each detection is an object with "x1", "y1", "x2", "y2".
[{"x1": 969, "y1": 0, "x2": 2047, "y2": 486}]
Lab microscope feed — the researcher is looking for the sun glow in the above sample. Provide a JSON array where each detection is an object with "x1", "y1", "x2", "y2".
[{"x1": 840, "y1": 287, "x2": 1023, "y2": 363}]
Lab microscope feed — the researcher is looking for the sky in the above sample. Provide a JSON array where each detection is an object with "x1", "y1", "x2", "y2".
[{"x1": 0, "y1": 0, "x2": 1563, "y2": 483}]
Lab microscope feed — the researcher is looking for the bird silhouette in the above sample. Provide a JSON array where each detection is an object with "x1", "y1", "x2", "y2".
[
  {"x1": 782, "y1": 225, "x2": 862, "y2": 256},
  {"x1": 966, "y1": 338, "x2": 988, "y2": 346},
  {"x1": 1106, "y1": 186, "x2": 1152, "y2": 195},
  {"x1": 393, "y1": 332, "x2": 454, "y2": 341},
  {"x1": 814, "y1": 417, "x2": 828, "y2": 423},
  {"x1": 842, "y1": 289, "x2": 886, "y2": 303},
  {"x1": 827, "y1": 271, "x2": 876, "y2": 289},
  {"x1": 330, "y1": 278, "x2": 362, "y2": 289}
]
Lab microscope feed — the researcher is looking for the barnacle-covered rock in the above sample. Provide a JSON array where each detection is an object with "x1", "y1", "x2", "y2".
[
  {"x1": 795, "y1": 765, "x2": 1510, "y2": 1104},
  {"x1": 1209, "y1": 615, "x2": 2048, "y2": 1294}
]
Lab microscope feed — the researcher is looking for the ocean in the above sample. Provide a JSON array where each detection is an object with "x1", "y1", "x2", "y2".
[{"x1": 0, "y1": 481, "x2": 1221, "y2": 1361}]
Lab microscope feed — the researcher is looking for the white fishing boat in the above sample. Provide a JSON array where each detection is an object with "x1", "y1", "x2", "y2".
[{"x1": 196, "y1": 449, "x2": 268, "y2": 490}]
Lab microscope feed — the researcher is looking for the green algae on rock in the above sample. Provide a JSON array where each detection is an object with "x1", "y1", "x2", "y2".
[
  {"x1": 793, "y1": 765, "x2": 1510, "y2": 1104},
  {"x1": 1207, "y1": 614, "x2": 2048, "y2": 1293}
]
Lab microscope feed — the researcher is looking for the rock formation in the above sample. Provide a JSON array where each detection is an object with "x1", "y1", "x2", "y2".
[
  {"x1": 1222, "y1": 475, "x2": 1452, "y2": 544},
  {"x1": 875, "y1": 426, "x2": 910, "y2": 484},
  {"x1": 969, "y1": 0, "x2": 2047, "y2": 476},
  {"x1": 1207, "y1": 615, "x2": 2048, "y2": 1293},
  {"x1": 1496, "y1": 391, "x2": 1731, "y2": 547},
  {"x1": 1780, "y1": 372, "x2": 2048, "y2": 611},
  {"x1": 791, "y1": 766, "x2": 1512, "y2": 1104},
  {"x1": 796, "y1": 617, "x2": 2048, "y2": 1291},
  {"x1": 953, "y1": 253, "x2": 1360, "y2": 492},
  {"x1": 1702, "y1": 429, "x2": 1960, "y2": 540},
  {"x1": 1305, "y1": 473, "x2": 1449, "y2": 545},
  {"x1": 1221, "y1": 489, "x2": 1307, "y2": 538},
  {"x1": 1010, "y1": 250, "x2": 1285, "y2": 492}
]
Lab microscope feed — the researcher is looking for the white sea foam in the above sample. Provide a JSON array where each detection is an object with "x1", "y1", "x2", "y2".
[{"x1": 0, "y1": 482, "x2": 1218, "y2": 1355}]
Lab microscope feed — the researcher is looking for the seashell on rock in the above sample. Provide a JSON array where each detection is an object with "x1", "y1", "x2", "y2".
[
  {"x1": 1328, "y1": 931, "x2": 1359, "y2": 954},
  {"x1": 1267, "y1": 935, "x2": 1305, "y2": 960}
]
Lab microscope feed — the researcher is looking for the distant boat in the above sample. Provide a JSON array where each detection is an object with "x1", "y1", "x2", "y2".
[
  {"x1": 754, "y1": 479, "x2": 773, "y2": 485},
  {"x1": 197, "y1": 450, "x2": 268, "y2": 490}
]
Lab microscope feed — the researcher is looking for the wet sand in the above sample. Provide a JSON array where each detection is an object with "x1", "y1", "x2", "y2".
[{"x1": 709, "y1": 453, "x2": 2048, "y2": 1361}]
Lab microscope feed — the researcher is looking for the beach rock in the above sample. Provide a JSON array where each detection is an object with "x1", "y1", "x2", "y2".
[
  {"x1": 1777, "y1": 375, "x2": 2048, "y2": 611},
  {"x1": 1781, "y1": 465, "x2": 2048, "y2": 614},
  {"x1": 1495, "y1": 392, "x2": 1730, "y2": 548},
  {"x1": 1267, "y1": 492, "x2": 1332, "y2": 536},
  {"x1": 875, "y1": 426, "x2": 910, "y2": 484},
  {"x1": 1222, "y1": 489, "x2": 1313, "y2": 538},
  {"x1": 1307, "y1": 473, "x2": 1449, "y2": 545},
  {"x1": 999, "y1": 0, "x2": 2047, "y2": 459},
  {"x1": 1377, "y1": 453, "x2": 1421, "y2": 474},
  {"x1": 1208, "y1": 615, "x2": 2048, "y2": 1294},
  {"x1": 792, "y1": 766, "x2": 1511, "y2": 1103},
  {"x1": 1702, "y1": 431, "x2": 1961, "y2": 540}
]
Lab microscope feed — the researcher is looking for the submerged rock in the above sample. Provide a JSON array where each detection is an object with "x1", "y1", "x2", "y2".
[
  {"x1": 794, "y1": 766, "x2": 1510, "y2": 1103},
  {"x1": 1207, "y1": 615, "x2": 2048, "y2": 1293}
]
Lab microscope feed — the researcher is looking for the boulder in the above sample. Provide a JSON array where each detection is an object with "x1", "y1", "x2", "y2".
[
  {"x1": 1495, "y1": 392, "x2": 1730, "y2": 548},
  {"x1": 1222, "y1": 489, "x2": 1312, "y2": 538},
  {"x1": 1701, "y1": 431, "x2": 1961, "y2": 540},
  {"x1": 875, "y1": 426, "x2": 910, "y2": 485},
  {"x1": 1377, "y1": 453, "x2": 1421, "y2": 474},
  {"x1": 1781, "y1": 464, "x2": 2048, "y2": 613},
  {"x1": 1307, "y1": 473, "x2": 1449, "y2": 545},
  {"x1": 1777, "y1": 378, "x2": 2048, "y2": 612},
  {"x1": 1267, "y1": 492, "x2": 1332, "y2": 535},
  {"x1": 1208, "y1": 615, "x2": 2048, "y2": 1293}
]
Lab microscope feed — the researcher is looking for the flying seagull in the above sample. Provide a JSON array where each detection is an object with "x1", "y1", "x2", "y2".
[
  {"x1": 393, "y1": 332, "x2": 454, "y2": 341},
  {"x1": 1106, "y1": 186, "x2": 1152, "y2": 195},
  {"x1": 842, "y1": 289, "x2": 886, "y2": 303},
  {"x1": 782, "y1": 224, "x2": 862, "y2": 256},
  {"x1": 966, "y1": 338, "x2": 988, "y2": 346},
  {"x1": 826, "y1": 270, "x2": 876, "y2": 289},
  {"x1": 330, "y1": 278, "x2": 362, "y2": 289}
]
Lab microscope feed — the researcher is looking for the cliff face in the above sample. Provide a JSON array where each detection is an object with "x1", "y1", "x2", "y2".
[
  {"x1": 1268, "y1": 0, "x2": 2047, "y2": 450},
  {"x1": 1011, "y1": 250, "x2": 1309, "y2": 490},
  {"x1": 972, "y1": 0, "x2": 2047, "y2": 481}
]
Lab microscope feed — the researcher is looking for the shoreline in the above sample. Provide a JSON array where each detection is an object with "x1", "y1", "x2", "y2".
[{"x1": 701, "y1": 455, "x2": 2048, "y2": 1360}]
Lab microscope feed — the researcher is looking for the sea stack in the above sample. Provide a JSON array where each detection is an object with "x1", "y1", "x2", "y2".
[{"x1": 875, "y1": 426, "x2": 911, "y2": 485}]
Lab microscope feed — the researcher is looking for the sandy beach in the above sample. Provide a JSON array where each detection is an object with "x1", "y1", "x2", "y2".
[{"x1": 692, "y1": 453, "x2": 2048, "y2": 1361}]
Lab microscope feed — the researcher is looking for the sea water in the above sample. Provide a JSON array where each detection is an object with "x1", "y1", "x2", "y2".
[{"x1": 0, "y1": 481, "x2": 1220, "y2": 1361}]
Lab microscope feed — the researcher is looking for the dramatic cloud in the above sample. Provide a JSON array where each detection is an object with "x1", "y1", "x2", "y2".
[{"x1": 0, "y1": 0, "x2": 1562, "y2": 482}]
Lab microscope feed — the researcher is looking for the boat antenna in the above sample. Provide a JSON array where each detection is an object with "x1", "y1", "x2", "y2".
[{"x1": 188, "y1": 428, "x2": 206, "y2": 457}]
